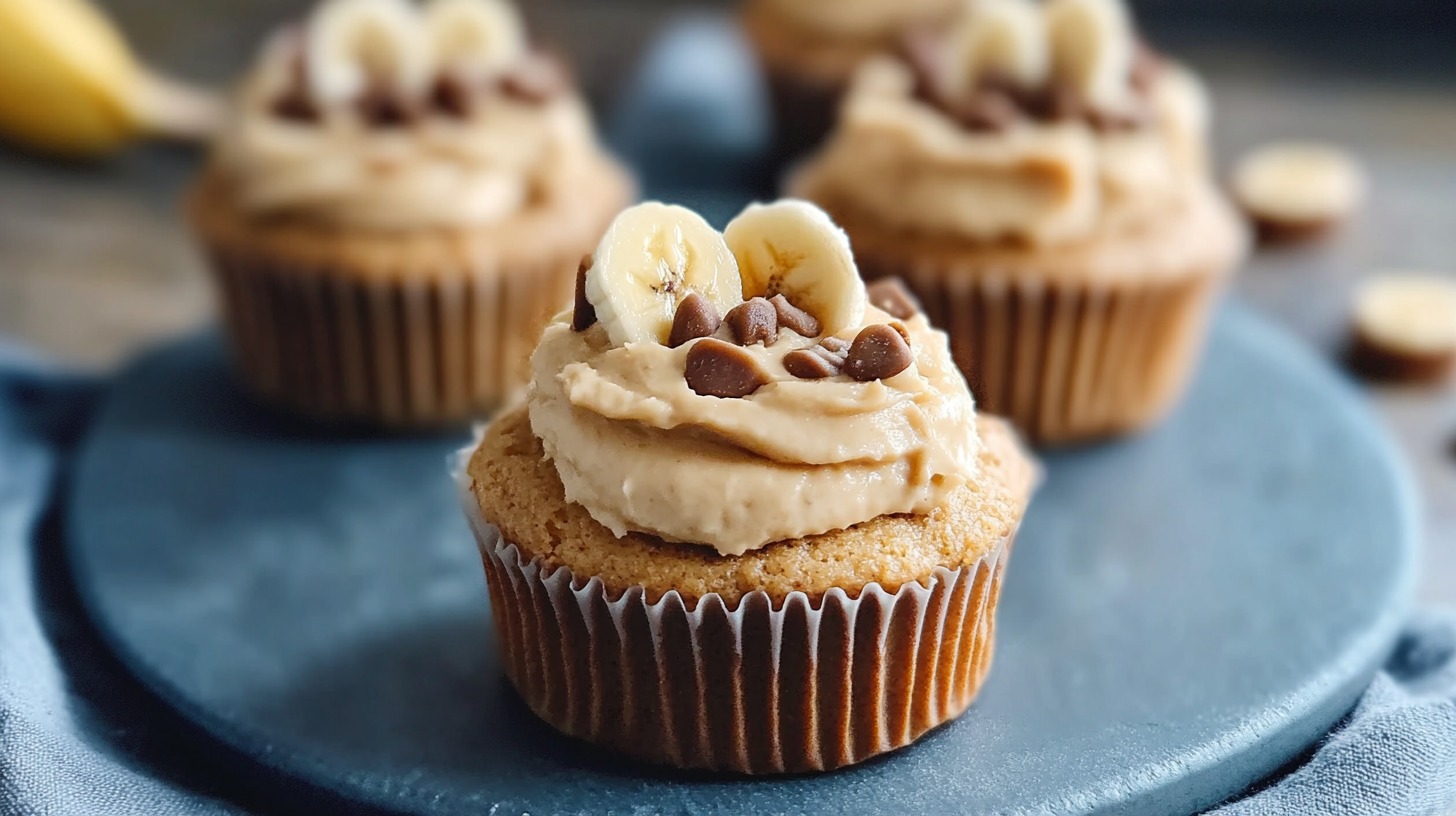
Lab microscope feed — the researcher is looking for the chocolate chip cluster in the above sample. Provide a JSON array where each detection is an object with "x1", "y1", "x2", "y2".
[
  {"x1": 574, "y1": 267, "x2": 927, "y2": 400},
  {"x1": 271, "y1": 44, "x2": 566, "y2": 127},
  {"x1": 901, "y1": 32, "x2": 1161, "y2": 133}
]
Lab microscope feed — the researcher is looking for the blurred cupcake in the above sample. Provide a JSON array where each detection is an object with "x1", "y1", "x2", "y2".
[
  {"x1": 189, "y1": 0, "x2": 633, "y2": 428},
  {"x1": 457, "y1": 199, "x2": 1036, "y2": 773},
  {"x1": 742, "y1": 0, "x2": 960, "y2": 161},
  {"x1": 793, "y1": 0, "x2": 1248, "y2": 444}
]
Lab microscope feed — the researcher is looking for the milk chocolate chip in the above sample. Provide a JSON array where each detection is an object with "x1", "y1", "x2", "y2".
[
  {"x1": 431, "y1": 73, "x2": 475, "y2": 118},
  {"x1": 845, "y1": 324, "x2": 914, "y2": 381},
  {"x1": 726, "y1": 297, "x2": 779, "y2": 346},
  {"x1": 685, "y1": 339, "x2": 770, "y2": 398},
  {"x1": 867, "y1": 278, "x2": 921, "y2": 320},
  {"x1": 572, "y1": 256, "x2": 596, "y2": 331},
  {"x1": 357, "y1": 85, "x2": 416, "y2": 128},
  {"x1": 669, "y1": 293, "x2": 722, "y2": 348},
  {"x1": 819, "y1": 335, "x2": 850, "y2": 354},
  {"x1": 783, "y1": 344, "x2": 847, "y2": 379},
  {"x1": 770, "y1": 294, "x2": 822, "y2": 338}
]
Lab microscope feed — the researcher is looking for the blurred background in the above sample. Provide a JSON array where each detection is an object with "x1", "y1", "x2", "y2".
[{"x1": 0, "y1": 0, "x2": 1453, "y2": 593}]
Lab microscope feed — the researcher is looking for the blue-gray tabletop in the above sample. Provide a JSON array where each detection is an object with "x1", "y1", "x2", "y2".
[{"x1": 65, "y1": 302, "x2": 1417, "y2": 815}]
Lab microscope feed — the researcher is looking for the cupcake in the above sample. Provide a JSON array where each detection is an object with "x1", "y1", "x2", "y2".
[
  {"x1": 189, "y1": 0, "x2": 633, "y2": 427},
  {"x1": 742, "y1": 0, "x2": 961, "y2": 161},
  {"x1": 457, "y1": 199, "x2": 1037, "y2": 773},
  {"x1": 792, "y1": 0, "x2": 1248, "y2": 444}
]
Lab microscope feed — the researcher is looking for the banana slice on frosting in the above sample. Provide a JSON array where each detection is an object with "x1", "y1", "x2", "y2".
[
  {"x1": 306, "y1": 0, "x2": 432, "y2": 104},
  {"x1": 949, "y1": 0, "x2": 1050, "y2": 95},
  {"x1": 723, "y1": 200, "x2": 867, "y2": 338},
  {"x1": 424, "y1": 0, "x2": 526, "y2": 81},
  {"x1": 1045, "y1": 0, "x2": 1136, "y2": 113},
  {"x1": 586, "y1": 203, "x2": 744, "y2": 347}
]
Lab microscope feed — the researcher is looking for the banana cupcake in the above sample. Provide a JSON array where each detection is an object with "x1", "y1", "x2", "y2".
[
  {"x1": 190, "y1": 0, "x2": 633, "y2": 428},
  {"x1": 457, "y1": 199, "x2": 1037, "y2": 773},
  {"x1": 742, "y1": 0, "x2": 960, "y2": 161},
  {"x1": 793, "y1": 0, "x2": 1248, "y2": 444}
]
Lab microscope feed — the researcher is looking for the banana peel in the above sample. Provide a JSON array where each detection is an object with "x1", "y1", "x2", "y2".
[{"x1": 0, "y1": 0, "x2": 222, "y2": 158}]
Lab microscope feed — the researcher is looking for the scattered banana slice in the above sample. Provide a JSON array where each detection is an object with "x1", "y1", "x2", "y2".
[
  {"x1": 307, "y1": 0, "x2": 433, "y2": 105},
  {"x1": 1232, "y1": 142, "x2": 1365, "y2": 240},
  {"x1": 948, "y1": 0, "x2": 1050, "y2": 95},
  {"x1": 424, "y1": 0, "x2": 527, "y2": 81},
  {"x1": 1045, "y1": 0, "x2": 1136, "y2": 113},
  {"x1": 587, "y1": 203, "x2": 744, "y2": 347},
  {"x1": 1349, "y1": 273, "x2": 1456, "y2": 383},
  {"x1": 723, "y1": 200, "x2": 867, "y2": 337},
  {"x1": 0, "y1": 0, "x2": 220, "y2": 157}
]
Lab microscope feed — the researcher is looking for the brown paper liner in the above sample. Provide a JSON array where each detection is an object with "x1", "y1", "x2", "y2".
[
  {"x1": 470, "y1": 522, "x2": 1010, "y2": 775},
  {"x1": 862, "y1": 259, "x2": 1226, "y2": 445},
  {"x1": 206, "y1": 246, "x2": 573, "y2": 427},
  {"x1": 188, "y1": 165, "x2": 631, "y2": 428}
]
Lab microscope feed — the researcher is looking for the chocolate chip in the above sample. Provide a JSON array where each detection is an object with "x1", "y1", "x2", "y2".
[
  {"x1": 572, "y1": 256, "x2": 596, "y2": 331},
  {"x1": 783, "y1": 346, "x2": 845, "y2": 379},
  {"x1": 845, "y1": 324, "x2": 914, "y2": 382},
  {"x1": 431, "y1": 73, "x2": 474, "y2": 118},
  {"x1": 272, "y1": 88, "x2": 319, "y2": 123},
  {"x1": 900, "y1": 28, "x2": 955, "y2": 113},
  {"x1": 867, "y1": 278, "x2": 921, "y2": 320},
  {"x1": 726, "y1": 297, "x2": 779, "y2": 346},
  {"x1": 819, "y1": 335, "x2": 850, "y2": 354},
  {"x1": 769, "y1": 294, "x2": 821, "y2": 338},
  {"x1": 356, "y1": 85, "x2": 416, "y2": 128},
  {"x1": 272, "y1": 47, "x2": 319, "y2": 123},
  {"x1": 685, "y1": 339, "x2": 770, "y2": 398},
  {"x1": 500, "y1": 53, "x2": 569, "y2": 105},
  {"x1": 668, "y1": 293, "x2": 721, "y2": 348},
  {"x1": 952, "y1": 88, "x2": 1021, "y2": 132}
]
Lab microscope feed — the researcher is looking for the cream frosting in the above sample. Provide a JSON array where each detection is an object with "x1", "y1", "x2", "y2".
[
  {"x1": 211, "y1": 32, "x2": 605, "y2": 230},
  {"x1": 755, "y1": 0, "x2": 960, "y2": 42},
  {"x1": 795, "y1": 55, "x2": 1211, "y2": 246},
  {"x1": 526, "y1": 307, "x2": 980, "y2": 557}
]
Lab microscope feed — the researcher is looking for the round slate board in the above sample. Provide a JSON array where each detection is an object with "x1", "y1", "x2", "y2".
[{"x1": 67, "y1": 304, "x2": 1417, "y2": 816}]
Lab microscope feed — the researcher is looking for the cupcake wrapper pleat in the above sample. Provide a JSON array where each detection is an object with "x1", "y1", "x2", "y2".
[
  {"x1": 450, "y1": 458, "x2": 1011, "y2": 774},
  {"x1": 206, "y1": 248, "x2": 574, "y2": 428},
  {"x1": 875, "y1": 261, "x2": 1224, "y2": 445}
]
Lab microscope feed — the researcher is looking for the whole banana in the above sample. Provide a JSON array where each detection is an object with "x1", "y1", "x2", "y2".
[{"x1": 0, "y1": 0, "x2": 220, "y2": 157}]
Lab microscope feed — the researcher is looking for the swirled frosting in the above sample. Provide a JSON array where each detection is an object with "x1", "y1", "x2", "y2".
[
  {"x1": 795, "y1": 54, "x2": 1211, "y2": 246},
  {"x1": 526, "y1": 306, "x2": 980, "y2": 556},
  {"x1": 211, "y1": 31, "x2": 605, "y2": 230}
]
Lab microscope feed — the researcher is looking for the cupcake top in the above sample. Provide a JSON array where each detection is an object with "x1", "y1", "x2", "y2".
[
  {"x1": 796, "y1": 0, "x2": 1211, "y2": 246},
  {"x1": 528, "y1": 200, "x2": 981, "y2": 557},
  {"x1": 211, "y1": 0, "x2": 603, "y2": 230},
  {"x1": 753, "y1": 0, "x2": 960, "y2": 43}
]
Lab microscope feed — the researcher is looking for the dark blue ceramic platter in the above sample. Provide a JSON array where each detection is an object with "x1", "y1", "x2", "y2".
[{"x1": 66, "y1": 302, "x2": 1417, "y2": 816}]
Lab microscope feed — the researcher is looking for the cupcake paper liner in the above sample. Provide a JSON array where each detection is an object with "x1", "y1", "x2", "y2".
[
  {"x1": 205, "y1": 246, "x2": 574, "y2": 428},
  {"x1": 865, "y1": 260, "x2": 1225, "y2": 445},
  {"x1": 454, "y1": 454, "x2": 1011, "y2": 774}
]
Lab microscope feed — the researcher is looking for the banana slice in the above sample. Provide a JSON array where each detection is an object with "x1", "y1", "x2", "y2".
[
  {"x1": 723, "y1": 200, "x2": 866, "y2": 337},
  {"x1": 949, "y1": 0, "x2": 1049, "y2": 95},
  {"x1": 586, "y1": 203, "x2": 744, "y2": 347},
  {"x1": 306, "y1": 0, "x2": 432, "y2": 105},
  {"x1": 1045, "y1": 0, "x2": 1136, "y2": 112},
  {"x1": 424, "y1": 0, "x2": 527, "y2": 81}
]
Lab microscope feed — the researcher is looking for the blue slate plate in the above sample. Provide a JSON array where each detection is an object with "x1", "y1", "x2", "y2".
[{"x1": 65, "y1": 304, "x2": 1416, "y2": 816}]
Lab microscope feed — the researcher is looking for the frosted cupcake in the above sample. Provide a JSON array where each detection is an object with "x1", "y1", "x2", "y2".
[
  {"x1": 189, "y1": 0, "x2": 633, "y2": 427},
  {"x1": 458, "y1": 199, "x2": 1036, "y2": 773},
  {"x1": 793, "y1": 0, "x2": 1247, "y2": 444},
  {"x1": 742, "y1": 0, "x2": 960, "y2": 160}
]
